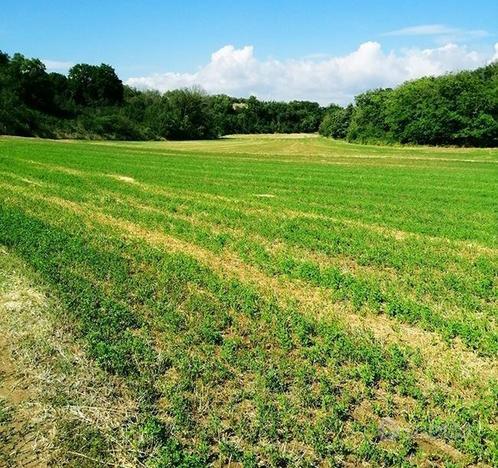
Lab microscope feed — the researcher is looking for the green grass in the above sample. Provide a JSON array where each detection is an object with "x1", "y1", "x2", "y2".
[{"x1": 0, "y1": 134, "x2": 497, "y2": 466}]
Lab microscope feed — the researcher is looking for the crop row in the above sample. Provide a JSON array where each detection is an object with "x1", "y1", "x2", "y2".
[
  {"x1": 0, "y1": 199, "x2": 496, "y2": 465},
  {"x1": 2, "y1": 175, "x2": 495, "y2": 357}
]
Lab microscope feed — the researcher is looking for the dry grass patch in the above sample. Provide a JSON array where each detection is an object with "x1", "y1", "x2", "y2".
[{"x1": 0, "y1": 248, "x2": 142, "y2": 467}]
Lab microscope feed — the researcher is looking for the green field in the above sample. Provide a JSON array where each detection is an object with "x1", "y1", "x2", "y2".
[{"x1": 0, "y1": 135, "x2": 497, "y2": 466}]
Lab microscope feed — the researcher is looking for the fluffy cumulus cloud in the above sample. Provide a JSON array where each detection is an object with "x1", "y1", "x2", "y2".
[{"x1": 126, "y1": 42, "x2": 497, "y2": 105}]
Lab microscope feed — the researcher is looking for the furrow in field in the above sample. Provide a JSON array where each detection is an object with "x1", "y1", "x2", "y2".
[
  {"x1": 125, "y1": 183, "x2": 498, "y2": 258},
  {"x1": 5, "y1": 158, "x2": 497, "y2": 320},
  {"x1": 5, "y1": 188, "x2": 495, "y2": 391},
  {"x1": 98, "y1": 184, "x2": 495, "y2": 279},
  {"x1": 97, "y1": 190, "x2": 497, "y2": 324},
  {"x1": 0, "y1": 181, "x2": 493, "y2": 356},
  {"x1": 17, "y1": 158, "x2": 496, "y2": 256},
  {"x1": 4, "y1": 175, "x2": 493, "y2": 332},
  {"x1": 78, "y1": 184, "x2": 496, "y2": 325},
  {"x1": 100, "y1": 190, "x2": 401, "y2": 278}
]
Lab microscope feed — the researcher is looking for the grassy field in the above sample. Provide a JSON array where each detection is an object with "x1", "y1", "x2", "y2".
[{"x1": 0, "y1": 134, "x2": 497, "y2": 466}]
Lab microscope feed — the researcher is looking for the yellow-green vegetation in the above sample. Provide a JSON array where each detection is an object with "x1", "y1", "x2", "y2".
[{"x1": 0, "y1": 134, "x2": 497, "y2": 466}]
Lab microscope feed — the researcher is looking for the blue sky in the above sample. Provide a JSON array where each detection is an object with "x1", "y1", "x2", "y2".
[{"x1": 1, "y1": 0, "x2": 497, "y2": 103}]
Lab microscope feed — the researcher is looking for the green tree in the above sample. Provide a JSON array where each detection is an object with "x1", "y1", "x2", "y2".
[
  {"x1": 347, "y1": 88, "x2": 393, "y2": 143},
  {"x1": 68, "y1": 63, "x2": 123, "y2": 106},
  {"x1": 319, "y1": 104, "x2": 353, "y2": 139},
  {"x1": 9, "y1": 53, "x2": 55, "y2": 112},
  {"x1": 155, "y1": 87, "x2": 217, "y2": 140}
]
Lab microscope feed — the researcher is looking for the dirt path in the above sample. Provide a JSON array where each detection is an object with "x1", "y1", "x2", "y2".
[{"x1": 0, "y1": 290, "x2": 47, "y2": 467}]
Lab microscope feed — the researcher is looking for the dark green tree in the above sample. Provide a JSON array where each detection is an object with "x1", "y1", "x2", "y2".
[
  {"x1": 155, "y1": 87, "x2": 217, "y2": 140},
  {"x1": 9, "y1": 53, "x2": 55, "y2": 112},
  {"x1": 68, "y1": 63, "x2": 123, "y2": 106},
  {"x1": 319, "y1": 104, "x2": 353, "y2": 139}
]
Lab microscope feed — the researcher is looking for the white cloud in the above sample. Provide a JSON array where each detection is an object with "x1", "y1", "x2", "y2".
[
  {"x1": 382, "y1": 24, "x2": 491, "y2": 49},
  {"x1": 384, "y1": 24, "x2": 457, "y2": 36},
  {"x1": 42, "y1": 59, "x2": 74, "y2": 72},
  {"x1": 490, "y1": 43, "x2": 498, "y2": 63},
  {"x1": 126, "y1": 42, "x2": 495, "y2": 105},
  {"x1": 383, "y1": 24, "x2": 489, "y2": 40}
]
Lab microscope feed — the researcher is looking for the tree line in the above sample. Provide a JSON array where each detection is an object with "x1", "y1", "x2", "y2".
[
  {"x1": 0, "y1": 51, "x2": 325, "y2": 140},
  {"x1": 1, "y1": 50, "x2": 496, "y2": 146},
  {"x1": 319, "y1": 63, "x2": 497, "y2": 147}
]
